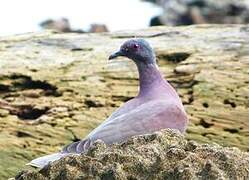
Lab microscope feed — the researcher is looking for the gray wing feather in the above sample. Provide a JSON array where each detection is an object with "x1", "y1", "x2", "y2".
[{"x1": 87, "y1": 100, "x2": 186, "y2": 144}]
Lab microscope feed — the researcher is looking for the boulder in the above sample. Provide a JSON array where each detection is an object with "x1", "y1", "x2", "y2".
[
  {"x1": 145, "y1": 0, "x2": 249, "y2": 25},
  {"x1": 16, "y1": 129, "x2": 249, "y2": 179}
]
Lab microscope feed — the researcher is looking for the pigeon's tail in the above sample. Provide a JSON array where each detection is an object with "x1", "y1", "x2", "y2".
[
  {"x1": 27, "y1": 139, "x2": 92, "y2": 168},
  {"x1": 27, "y1": 153, "x2": 67, "y2": 168}
]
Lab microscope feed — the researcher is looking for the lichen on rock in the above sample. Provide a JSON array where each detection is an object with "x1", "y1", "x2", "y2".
[{"x1": 16, "y1": 129, "x2": 249, "y2": 180}]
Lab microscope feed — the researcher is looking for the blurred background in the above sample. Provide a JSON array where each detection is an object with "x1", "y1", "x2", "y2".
[
  {"x1": 0, "y1": 0, "x2": 161, "y2": 36},
  {"x1": 1, "y1": 0, "x2": 249, "y2": 36}
]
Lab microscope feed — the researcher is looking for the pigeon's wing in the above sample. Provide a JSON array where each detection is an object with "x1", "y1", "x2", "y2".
[
  {"x1": 28, "y1": 139, "x2": 92, "y2": 168},
  {"x1": 54, "y1": 98, "x2": 141, "y2": 154},
  {"x1": 105, "y1": 98, "x2": 141, "y2": 121},
  {"x1": 61, "y1": 99, "x2": 142, "y2": 153},
  {"x1": 86, "y1": 100, "x2": 187, "y2": 145},
  {"x1": 62, "y1": 139, "x2": 92, "y2": 153}
]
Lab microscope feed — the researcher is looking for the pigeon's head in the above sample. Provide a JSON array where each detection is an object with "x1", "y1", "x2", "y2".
[{"x1": 109, "y1": 39, "x2": 156, "y2": 64}]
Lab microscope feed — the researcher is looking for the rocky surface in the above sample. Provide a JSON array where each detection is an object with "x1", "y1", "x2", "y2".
[
  {"x1": 0, "y1": 25, "x2": 248, "y2": 178},
  {"x1": 16, "y1": 129, "x2": 249, "y2": 179},
  {"x1": 145, "y1": 0, "x2": 249, "y2": 26}
]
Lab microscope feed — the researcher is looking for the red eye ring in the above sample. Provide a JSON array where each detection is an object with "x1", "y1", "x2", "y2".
[{"x1": 133, "y1": 44, "x2": 139, "y2": 49}]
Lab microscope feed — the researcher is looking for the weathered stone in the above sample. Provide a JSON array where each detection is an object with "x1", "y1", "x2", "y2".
[
  {"x1": 145, "y1": 0, "x2": 249, "y2": 25},
  {"x1": 16, "y1": 129, "x2": 249, "y2": 179},
  {"x1": 0, "y1": 25, "x2": 248, "y2": 178}
]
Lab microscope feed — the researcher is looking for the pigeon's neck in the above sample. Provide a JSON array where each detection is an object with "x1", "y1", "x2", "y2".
[
  {"x1": 136, "y1": 61, "x2": 180, "y2": 100},
  {"x1": 137, "y1": 62, "x2": 164, "y2": 96}
]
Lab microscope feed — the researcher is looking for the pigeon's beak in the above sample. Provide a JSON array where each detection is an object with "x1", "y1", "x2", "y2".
[{"x1": 108, "y1": 50, "x2": 124, "y2": 60}]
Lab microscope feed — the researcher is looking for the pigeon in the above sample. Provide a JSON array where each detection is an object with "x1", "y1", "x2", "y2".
[{"x1": 28, "y1": 39, "x2": 188, "y2": 168}]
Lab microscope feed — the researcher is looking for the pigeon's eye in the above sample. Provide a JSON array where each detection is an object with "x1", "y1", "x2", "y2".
[
  {"x1": 133, "y1": 44, "x2": 139, "y2": 49},
  {"x1": 125, "y1": 48, "x2": 129, "y2": 52}
]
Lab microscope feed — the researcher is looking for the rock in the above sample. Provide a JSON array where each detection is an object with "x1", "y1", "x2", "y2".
[
  {"x1": 144, "y1": 0, "x2": 249, "y2": 25},
  {"x1": 40, "y1": 18, "x2": 72, "y2": 33},
  {"x1": 0, "y1": 108, "x2": 9, "y2": 117},
  {"x1": 40, "y1": 18, "x2": 85, "y2": 33},
  {"x1": 89, "y1": 24, "x2": 109, "y2": 33},
  {"x1": 0, "y1": 25, "x2": 248, "y2": 178},
  {"x1": 39, "y1": 18, "x2": 108, "y2": 33},
  {"x1": 15, "y1": 129, "x2": 249, "y2": 179}
]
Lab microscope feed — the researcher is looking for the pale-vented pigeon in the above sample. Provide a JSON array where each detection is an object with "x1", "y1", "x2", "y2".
[{"x1": 28, "y1": 39, "x2": 188, "y2": 168}]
